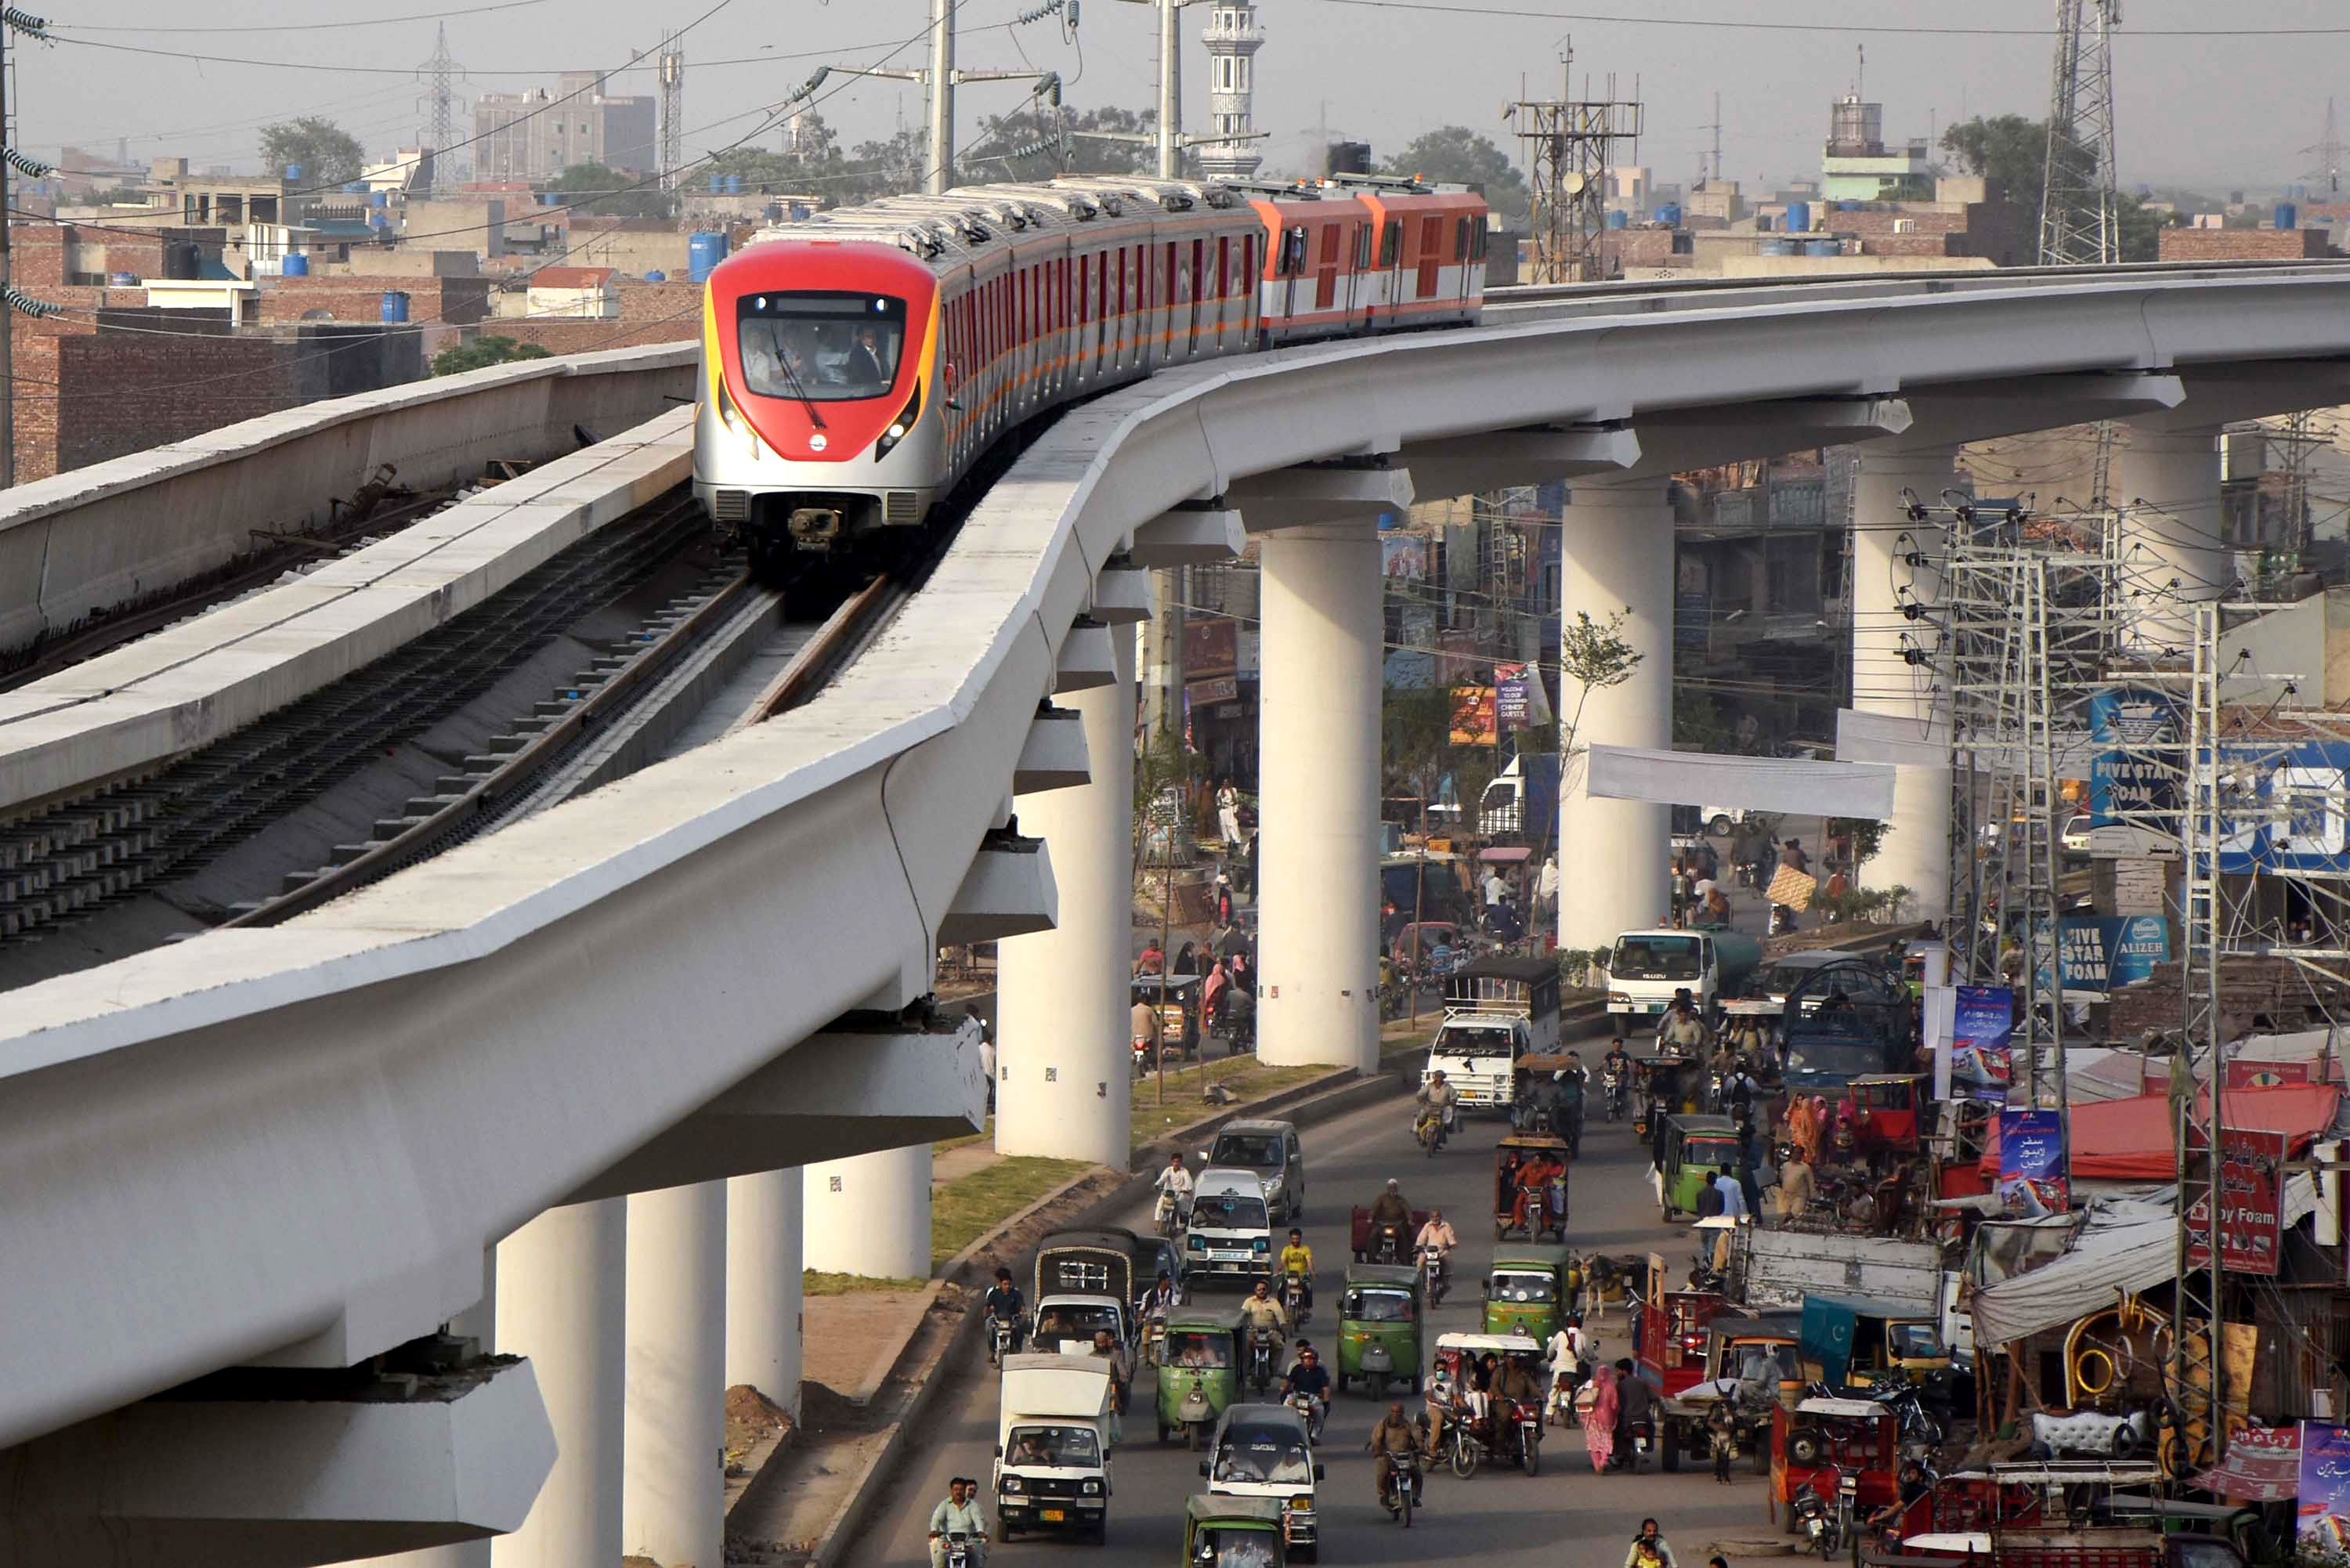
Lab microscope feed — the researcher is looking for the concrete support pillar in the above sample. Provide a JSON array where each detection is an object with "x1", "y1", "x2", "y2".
[
  {"x1": 803, "y1": 1143, "x2": 934, "y2": 1280},
  {"x1": 624, "y1": 1182, "x2": 726, "y2": 1568},
  {"x1": 726, "y1": 1167, "x2": 804, "y2": 1418},
  {"x1": 1256, "y1": 516, "x2": 1382, "y2": 1071},
  {"x1": 1851, "y1": 446, "x2": 1959, "y2": 923},
  {"x1": 996, "y1": 627, "x2": 1135, "y2": 1165},
  {"x1": 1555, "y1": 479, "x2": 1676, "y2": 952},
  {"x1": 492, "y1": 1200, "x2": 624, "y2": 1568},
  {"x1": 2115, "y1": 421, "x2": 2228, "y2": 656}
]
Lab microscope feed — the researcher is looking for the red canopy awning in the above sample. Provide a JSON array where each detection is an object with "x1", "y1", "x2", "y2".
[
  {"x1": 2189, "y1": 1425, "x2": 2300, "y2": 1502},
  {"x1": 1976, "y1": 1084, "x2": 2340, "y2": 1180}
]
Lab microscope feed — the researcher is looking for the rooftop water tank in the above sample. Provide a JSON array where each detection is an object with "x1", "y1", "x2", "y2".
[
  {"x1": 381, "y1": 291, "x2": 410, "y2": 323},
  {"x1": 709, "y1": 174, "x2": 725, "y2": 194},
  {"x1": 645, "y1": 269, "x2": 667, "y2": 283},
  {"x1": 1605, "y1": 209, "x2": 1628, "y2": 229},
  {"x1": 1808, "y1": 237, "x2": 1839, "y2": 256},
  {"x1": 371, "y1": 190, "x2": 390, "y2": 208},
  {"x1": 1654, "y1": 201, "x2": 1681, "y2": 226},
  {"x1": 2276, "y1": 201, "x2": 2299, "y2": 230},
  {"x1": 688, "y1": 231, "x2": 728, "y2": 283},
  {"x1": 1759, "y1": 238, "x2": 1792, "y2": 256},
  {"x1": 282, "y1": 252, "x2": 310, "y2": 276},
  {"x1": 725, "y1": 174, "x2": 744, "y2": 196},
  {"x1": 284, "y1": 163, "x2": 303, "y2": 181},
  {"x1": 1784, "y1": 200, "x2": 1811, "y2": 234}
]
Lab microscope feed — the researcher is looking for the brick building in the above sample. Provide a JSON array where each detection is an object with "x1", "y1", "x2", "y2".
[
  {"x1": 2157, "y1": 227, "x2": 2337, "y2": 262},
  {"x1": 490, "y1": 277, "x2": 700, "y2": 356},
  {"x1": 255, "y1": 273, "x2": 492, "y2": 327}
]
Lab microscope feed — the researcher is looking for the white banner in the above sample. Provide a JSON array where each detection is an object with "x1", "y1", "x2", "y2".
[{"x1": 1585, "y1": 746, "x2": 1898, "y2": 819}]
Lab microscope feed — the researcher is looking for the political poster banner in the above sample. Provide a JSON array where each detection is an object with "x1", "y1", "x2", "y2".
[
  {"x1": 1997, "y1": 1110, "x2": 2069, "y2": 1216},
  {"x1": 2298, "y1": 1422, "x2": 2350, "y2": 1547}
]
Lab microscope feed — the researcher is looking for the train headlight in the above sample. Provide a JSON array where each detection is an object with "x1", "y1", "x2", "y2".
[{"x1": 873, "y1": 382, "x2": 922, "y2": 460}]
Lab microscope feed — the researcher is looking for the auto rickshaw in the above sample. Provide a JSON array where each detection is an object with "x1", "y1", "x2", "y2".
[
  {"x1": 1158, "y1": 1305, "x2": 1247, "y2": 1449},
  {"x1": 1492, "y1": 1133, "x2": 1571, "y2": 1241},
  {"x1": 1848, "y1": 1075, "x2": 1927, "y2": 1154},
  {"x1": 1133, "y1": 974, "x2": 1203, "y2": 1063},
  {"x1": 1658, "y1": 1114, "x2": 1744, "y2": 1221},
  {"x1": 1335, "y1": 1264, "x2": 1422, "y2": 1395},
  {"x1": 1184, "y1": 1493, "x2": 1291, "y2": 1568},
  {"x1": 1429, "y1": 1331, "x2": 1549, "y2": 1478},
  {"x1": 1770, "y1": 1396, "x2": 1900, "y2": 1533},
  {"x1": 1481, "y1": 1244, "x2": 1571, "y2": 1341},
  {"x1": 1632, "y1": 1053, "x2": 1705, "y2": 1136}
]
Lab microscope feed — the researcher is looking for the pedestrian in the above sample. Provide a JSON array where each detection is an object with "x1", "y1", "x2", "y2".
[
  {"x1": 1578, "y1": 1360, "x2": 1619, "y2": 1472},
  {"x1": 1537, "y1": 854, "x2": 1560, "y2": 934},
  {"x1": 1217, "y1": 779, "x2": 1242, "y2": 851},
  {"x1": 1708, "y1": 1395, "x2": 1737, "y2": 1483},
  {"x1": 1173, "y1": 941, "x2": 1198, "y2": 977}
]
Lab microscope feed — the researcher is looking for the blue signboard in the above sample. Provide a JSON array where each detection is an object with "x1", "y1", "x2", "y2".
[
  {"x1": 1952, "y1": 985, "x2": 2014, "y2": 1101},
  {"x1": 2089, "y1": 689, "x2": 2180, "y2": 827},
  {"x1": 2214, "y1": 739, "x2": 2350, "y2": 876},
  {"x1": 2037, "y1": 916, "x2": 2171, "y2": 998}
]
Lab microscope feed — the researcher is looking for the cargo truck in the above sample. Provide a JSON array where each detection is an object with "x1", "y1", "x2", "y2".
[{"x1": 1605, "y1": 927, "x2": 1761, "y2": 1023}]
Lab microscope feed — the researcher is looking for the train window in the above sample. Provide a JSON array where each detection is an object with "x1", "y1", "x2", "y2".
[
  {"x1": 1472, "y1": 224, "x2": 1488, "y2": 261},
  {"x1": 1215, "y1": 237, "x2": 1229, "y2": 298},
  {"x1": 1379, "y1": 220, "x2": 1401, "y2": 266},
  {"x1": 735, "y1": 291, "x2": 906, "y2": 402},
  {"x1": 1280, "y1": 226, "x2": 1307, "y2": 276},
  {"x1": 1353, "y1": 225, "x2": 1372, "y2": 269},
  {"x1": 1078, "y1": 255, "x2": 1090, "y2": 323},
  {"x1": 1455, "y1": 217, "x2": 1470, "y2": 259}
]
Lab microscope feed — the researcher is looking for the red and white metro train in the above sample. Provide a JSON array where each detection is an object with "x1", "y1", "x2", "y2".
[{"x1": 692, "y1": 173, "x2": 1488, "y2": 564}]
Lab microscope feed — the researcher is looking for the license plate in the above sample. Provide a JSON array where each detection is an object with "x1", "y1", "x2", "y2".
[{"x1": 1042, "y1": 1510, "x2": 1065, "y2": 1523}]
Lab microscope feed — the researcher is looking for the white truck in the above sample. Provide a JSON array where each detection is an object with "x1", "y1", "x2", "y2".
[
  {"x1": 995, "y1": 1353, "x2": 1115, "y2": 1541},
  {"x1": 1424, "y1": 956, "x2": 1563, "y2": 1113},
  {"x1": 1604, "y1": 927, "x2": 1762, "y2": 1024},
  {"x1": 1736, "y1": 1226, "x2": 1973, "y2": 1365}
]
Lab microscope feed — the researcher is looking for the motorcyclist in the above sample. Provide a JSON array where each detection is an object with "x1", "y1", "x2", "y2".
[
  {"x1": 1368, "y1": 1178, "x2": 1415, "y2": 1259},
  {"x1": 1278, "y1": 1228, "x2": 1315, "y2": 1312},
  {"x1": 1090, "y1": 1329, "x2": 1133, "y2": 1411},
  {"x1": 1658, "y1": 990, "x2": 1707, "y2": 1056},
  {"x1": 982, "y1": 1267, "x2": 1027, "y2": 1355},
  {"x1": 1415, "y1": 1071, "x2": 1459, "y2": 1144},
  {"x1": 1625, "y1": 1518, "x2": 1679, "y2": 1568},
  {"x1": 927, "y1": 1476, "x2": 990, "y2": 1568},
  {"x1": 1413, "y1": 1207, "x2": 1458, "y2": 1288},
  {"x1": 1613, "y1": 1357, "x2": 1659, "y2": 1469},
  {"x1": 1494, "y1": 1352, "x2": 1543, "y2": 1436},
  {"x1": 1281, "y1": 1343, "x2": 1332, "y2": 1433},
  {"x1": 1507, "y1": 1147, "x2": 1564, "y2": 1231},
  {"x1": 1135, "y1": 1268, "x2": 1179, "y2": 1327},
  {"x1": 1239, "y1": 1278, "x2": 1292, "y2": 1339},
  {"x1": 1368, "y1": 1400, "x2": 1425, "y2": 1513},
  {"x1": 1154, "y1": 1152, "x2": 1194, "y2": 1229}
]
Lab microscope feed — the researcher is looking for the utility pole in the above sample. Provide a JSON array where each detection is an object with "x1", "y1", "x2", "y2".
[
  {"x1": 656, "y1": 33, "x2": 685, "y2": 191},
  {"x1": 1508, "y1": 41, "x2": 1642, "y2": 284},
  {"x1": 1155, "y1": 0, "x2": 1180, "y2": 177},
  {"x1": 1701, "y1": 91, "x2": 1723, "y2": 189},
  {"x1": 0, "y1": 4, "x2": 56, "y2": 491},
  {"x1": 833, "y1": 0, "x2": 1052, "y2": 193}
]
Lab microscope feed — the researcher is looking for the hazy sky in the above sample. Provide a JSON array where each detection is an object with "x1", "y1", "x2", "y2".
[{"x1": 23, "y1": 0, "x2": 2347, "y2": 198}]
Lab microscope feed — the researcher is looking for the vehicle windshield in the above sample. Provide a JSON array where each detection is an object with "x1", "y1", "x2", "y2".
[
  {"x1": 1888, "y1": 1323, "x2": 1943, "y2": 1359},
  {"x1": 1687, "y1": 1137, "x2": 1742, "y2": 1166},
  {"x1": 1194, "y1": 1194, "x2": 1270, "y2": 1230},
  {"x1": 1729, "y1": 1342, "x2": 1800, "y2": 1382},
  {"x1": 1437, "y1": 1024, "x2": 1515, "y2": 1057},
  {"x1": 1212, "y1": 1136, "x2": 1282, "y2": 1168},
  {"x1": 1032, "y1": 1304, "x2": 1121, "y2": 1343},
  {"x1": 1488, "y1": 1270, "x2": 1556, "y2": 1303},
  {"x1": 1195, "y1": 1526, "x2": 1281, "y2": 1568},
  {"x1": 1784, "y1": 1039, "x2": 1885, "y2": 1077},
  {"x1": 1166, "y1": 1331, "x2": 1234, "y2": 1368},
  {"x1": 1006, "y1": 1424, "x2": 1102, "y2": 1466},
  {"x1": 1214, "y1": 1425, "x2": 1314, "y2": 1486},
  {"x1": 736, "y1": 291, "x2": 907, "y2": 401},
  {"x1": 1611, "y1": 937, "x2": 1701, "y2": 981},
  {"x1": 1344, "y1": 1288, "x2": 1414, "y2": 1323}
]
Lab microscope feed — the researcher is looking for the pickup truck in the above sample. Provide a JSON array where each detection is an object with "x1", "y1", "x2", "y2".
[{"x1": 1605, "y1": 927, "x2": 1761, "y2": 1023}]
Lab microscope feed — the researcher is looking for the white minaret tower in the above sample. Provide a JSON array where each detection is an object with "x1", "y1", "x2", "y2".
[{"x1": 1199, "y1": 1, "x2": 1264, "y2": 180}]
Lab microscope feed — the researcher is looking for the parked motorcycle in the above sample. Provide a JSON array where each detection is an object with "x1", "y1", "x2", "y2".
[
  {"x1": 1867, "y1": 1372, "x2": 1947, "y2": 1454},
  {"x1": 1791, "y1": 1479, "x2": 1838, "y2": 1559}
]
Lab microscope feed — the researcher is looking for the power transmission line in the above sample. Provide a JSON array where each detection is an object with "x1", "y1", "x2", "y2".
[{"x1": 416, "y1": 22, "x2": 465, "y2": 192}]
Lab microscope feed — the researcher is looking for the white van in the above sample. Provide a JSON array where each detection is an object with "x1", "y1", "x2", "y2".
[
  {"x1": 996, "y1": 1353, "x2": 1115, "y2": 1541},
  {"x1": 1186, "y1": 1168, "x2": 1274, "y2": 1285}
]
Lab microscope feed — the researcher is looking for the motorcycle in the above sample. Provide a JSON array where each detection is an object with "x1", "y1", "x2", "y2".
[
  {"x1": 1282, "y1": 1268, "x2": 1311, "y2": 1327},
  {"x1": 1603, "y1": 1069, "x2": 1625, "y2": 1123},
  {"x1": 1287, "y1": 1389, "x2": 1326, "y2": 1442},
  {"x1": 1370, "y1": 1221, "x2": 1408, "y2": 1266},
  {"x1": 1139, "y1": 1310, "x2": 1169, "y2": 1369},
  {"x1": 1247, "y1": 1326, "x2": 1280, "y2": 1394},
  {"x1": 1419, "y1": 1243, "x2": 1448, "y2": 1307},
  {"x1": 1383, "y1": 1446, "x2": 1424, "y2": 1526},
  {"x1": 1510, "y1": 1398, "x2": 1543, "y2": 1476},
  {"x1": 987, "y1": 1313, "x2": 1020, "y2": 1367},
  {"x1": 943, "y1": 1531, "x2": 978, "y2": 1568},
  {"x1": 1867, "y1": 1373, "x2": 1947, "y2": 1454},
  {"x1": 1610, "y1": 1416, "x2": 1654, "y2": 1473},
  {"x1": 1791, "y1": 1476, "x2": 1846, "y2": 1560},
  {"x1": 1443, "y1": 1412, "x2": 1483, "y2": 1479},
  {"x1": 1416, "y1": 1107, "x2": 1447, "y2": 1157},
  {"x1": 1154, "y1": 1188, "x2": 1183, "y2": 1238}
]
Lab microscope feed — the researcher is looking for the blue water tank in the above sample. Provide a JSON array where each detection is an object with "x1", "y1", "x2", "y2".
[
  {"x1": 1760, "y1": 238, "x2": 1792, "y2": 256},
  {"x1": 688, "y1": 231, "x2": 728, "y2": 283},
  {"x1": 381, "y1": 291, "x2": 410, "y2": 323},
  {"x1": 709, "y1": 173, "x2": 725, "y2": 194},
  {"x1": 725, "y1": 174, "x2": 744, "y2": 196},
  {"x1": 644, "y1": 269, "x2": 667, "y2": 283},
  {"x1": 1605, "y1": 209, "x2": 1629, "y2": 230},
  {"x1": 368, "y1": 210, "x2": 391, "y2": 230},
  {"x1": 1654, "y1": 201, "x2": 1681, "y2": 226},
  {"x1": 284, "y1": 163, "x2": 302, "y2": 181},
  {"x1": 1838, "y1": 199, "x2": 1863, "y2": 211},
  {"x1": 1809, "y1": 237, "x2": 1840, "y2": 256},
  {"x1": 371, "y1": 190, "x2": 390, "y2": 208},
  {"x1": 282, "y1": 253, "x2": 310, "y2": 276},
  {"x1": 1784, "y1": 200, "x2": 1811, "y2": 234},
  {"x1": 2276, "y1": 201, "x2": 2299, "y2": 230}
]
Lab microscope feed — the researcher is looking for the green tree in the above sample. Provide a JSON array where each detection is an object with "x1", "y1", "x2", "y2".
[
  {"x1": 707, "y1": 113, "x2": 851, "y2": 199},
  {"x1": 260, "y1": 117, "x2": 366, "y2": 186},
  {"x1": 960, "y1": 103, "x2": 1156, "y2": 185},
  {"x1": 432, "y1": 335, "x2": 553, "y2": 377},
  {"x1": 841, "y1": 128, "x2": 927, "y2": 206},
  {"x1": 547, "y1": 161, "x2": 670, "y2": 220},
  {"x1": 1377, "y1": 126, "x2": 1531, "y2": 230},
  {"x1": 1940, "y1": 113, "x2": 2178, "y2": 262},
  {"x1": 1556, "y1": 609, "x2": 1642, "y2": 783}
]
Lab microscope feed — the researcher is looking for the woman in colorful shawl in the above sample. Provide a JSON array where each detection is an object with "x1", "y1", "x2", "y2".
[{"x1": 1579, "y1": 1360, "x2": 1620, "y2": 1472}]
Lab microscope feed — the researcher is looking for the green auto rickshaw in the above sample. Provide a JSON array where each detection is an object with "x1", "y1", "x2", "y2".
[
  {"x1": 1336, "y1": 1264, "x2": 1423, "y2": 1396},
  {"x1": 1480, "y1": 1243, "x2": 1572, "y2": 1341},
  {"x1": 1158, "y1": 1306, "x2": 1246, "y2": 1449},
  {"x1": 1184, "y1": 1493, "x2": 1290, "y2": 1568},
  {"x1": 1658, "y1": 1113, "x2": 1744, "y2": 1221}
]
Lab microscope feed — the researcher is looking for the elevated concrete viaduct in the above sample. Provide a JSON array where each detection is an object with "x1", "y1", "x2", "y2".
[{"x1": 4, "y1": 264, "x2": 2350, "y2": 1565}]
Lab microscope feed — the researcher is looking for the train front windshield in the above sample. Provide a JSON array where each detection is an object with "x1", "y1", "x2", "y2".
[{"x1": 737, "y1": 292, "x2": 906, "y2": 401}]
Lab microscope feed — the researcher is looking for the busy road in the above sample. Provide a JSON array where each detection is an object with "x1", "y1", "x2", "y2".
[{"x1": 845, "y1": 1023, "x2": 1787, "y2": 1568}]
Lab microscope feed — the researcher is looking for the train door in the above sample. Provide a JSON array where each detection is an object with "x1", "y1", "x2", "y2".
[
  {"x1": 1347, "y1": 222, "x2": 1371, "y2": 323},
  {"x1": 1455, "y1": 217, "x2": 1475, "y2": 306},
  {"x1": 1278, "y1": 224, "x2": 1307, "y2": 326},
  {"x1": 1213, "y1": 236, "x2": 1230, "y2": 351},
  {"x1": 1379, "y1": 218, "x2": 1404, "y2": 322},
  {"x1": 1187, "y1": 237, "x2": 1203, "y2": 356}
]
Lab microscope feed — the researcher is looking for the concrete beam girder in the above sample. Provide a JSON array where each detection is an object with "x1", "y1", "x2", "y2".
[
  {"x1": 2128, "y1": 359, "x2": 2350, "y2": 432},
  {"x1": 1089, "y1": 561, "x2": 1151, "y2": 625},
  {"x1": 0, "y1": 1359, "x2": 555, "y2": 1568},
  {"x1": 936, "y1": 834, "x2": 1058, "y2": 946},
  {"x1": 1891, "y1": 372, "x2": 2186, "y2": 449},
  {"x1": 1397, "y1": 425, "x2": 1641, "y2": 501},
  {"x1": 1619, "y1": 396, "x2": 1912, "y2": 479},
  {"x1": 1054, "y1": 620, "x2": 1119, "y2": 692},
  {"x1": 1013, "y1": 706, "x2": 1090, "y2": 793},
  {"x1": 566, "y1": 1019, "x2": 985, "y2": 1203},
  {"x1": 1127, "y1": 508, "x2": 1245, "y2": 566},
  {"x1": 1230, "y1": 464, "x2": 1415, "y2": 529}
]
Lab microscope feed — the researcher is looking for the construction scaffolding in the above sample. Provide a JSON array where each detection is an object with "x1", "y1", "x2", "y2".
[
  {"x1": 1922, "y1": 497, "x2": 2121, "y2": 1106},
  {"x1": 1508, "y1": 47, "x2": 1641, "y2": 285}
]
